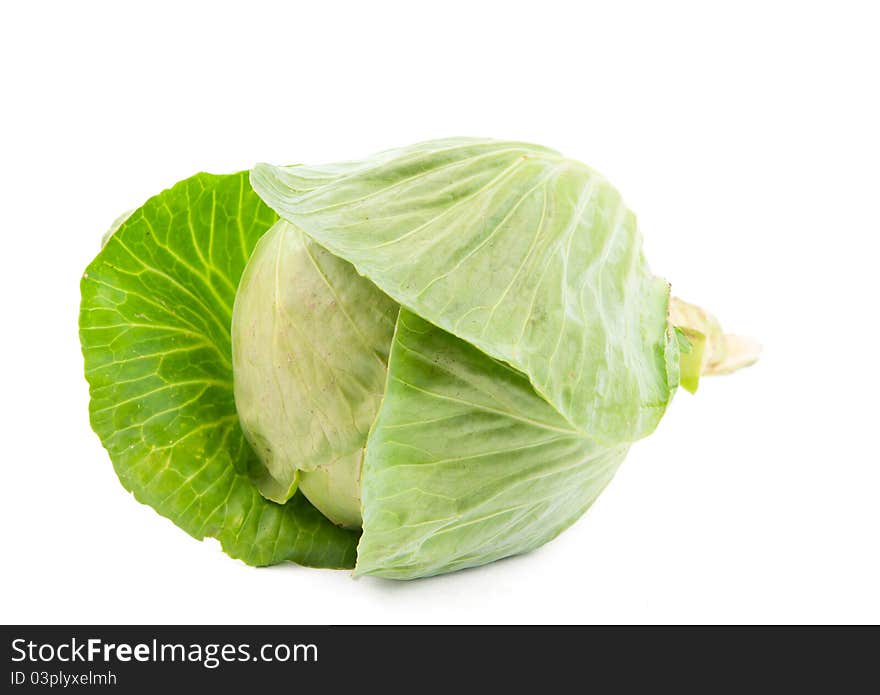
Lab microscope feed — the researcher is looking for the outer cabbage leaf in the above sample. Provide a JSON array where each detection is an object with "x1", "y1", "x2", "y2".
[
  {"x1": 251, "y1": 138, "x2": 677, "y2": 446},
  {"x1": 356, "y1": 311, "x2": 627, "y2": 579},
  {"x1": 80, "y1": 172, "x2": 358, "y2": 568},
  {"x1": 232, "y1": 220, "x2": 398, "y2": 526}
]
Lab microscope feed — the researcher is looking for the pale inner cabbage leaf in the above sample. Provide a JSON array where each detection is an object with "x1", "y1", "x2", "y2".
[{"x1": 232, "y1": 220, "x2": 397, "y2": 527}]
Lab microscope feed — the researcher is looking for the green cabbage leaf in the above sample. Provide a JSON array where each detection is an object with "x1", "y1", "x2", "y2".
[{"x1": 80, "y1": 172, "x2": 358, "y2": 568}]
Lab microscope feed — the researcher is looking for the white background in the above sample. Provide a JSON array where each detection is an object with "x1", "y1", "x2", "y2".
[{"x1": 2, "y1": 1, "x2": 878, "y2": 624}]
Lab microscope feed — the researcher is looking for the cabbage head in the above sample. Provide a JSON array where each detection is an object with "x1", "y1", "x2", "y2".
[{"x1": 80, "y1": 139, "x2": 757, "y2": 579}]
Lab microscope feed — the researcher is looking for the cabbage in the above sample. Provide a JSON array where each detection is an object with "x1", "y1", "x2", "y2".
[{"x1": 79, "y1": 139, "x2": 757, "y2": 579}]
